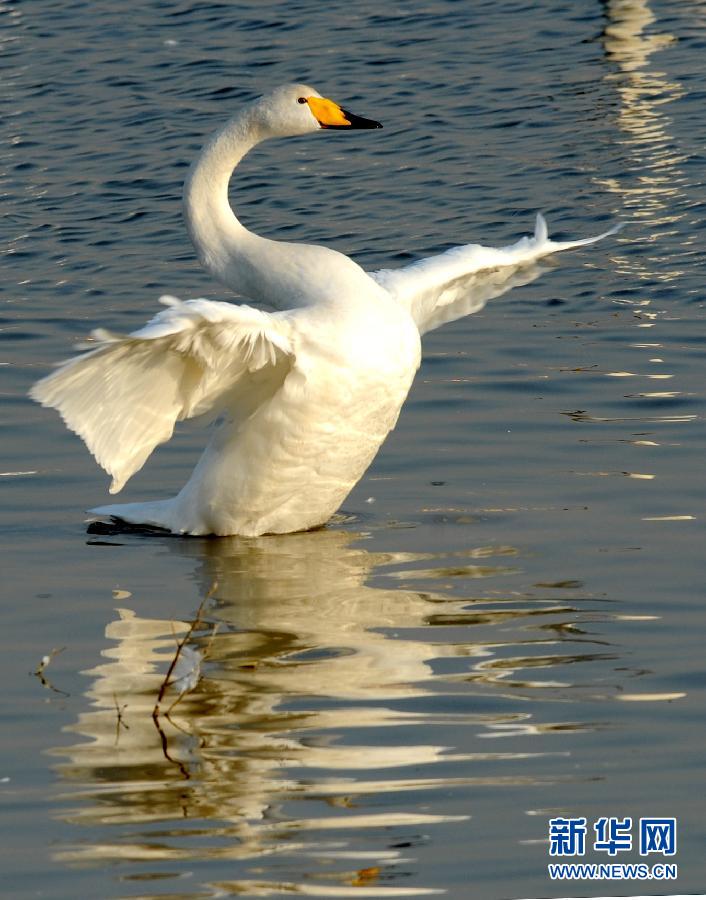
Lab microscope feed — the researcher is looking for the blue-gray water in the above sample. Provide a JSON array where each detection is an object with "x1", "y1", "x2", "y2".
[{"x1": 2, "y1": 1, "x2": 705, "y2": 897}]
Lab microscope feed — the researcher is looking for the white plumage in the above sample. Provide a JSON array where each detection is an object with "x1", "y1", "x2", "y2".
[{"x1": 31, "y1": 84, "x2": 619, "y2": 536}]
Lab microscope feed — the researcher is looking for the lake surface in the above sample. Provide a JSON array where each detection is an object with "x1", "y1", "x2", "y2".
[{"x1": 1, "y1": 0, "x2": 705, "y2": 897}]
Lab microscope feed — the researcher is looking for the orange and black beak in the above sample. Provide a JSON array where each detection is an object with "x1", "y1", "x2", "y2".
[{"x1": 306, "y1": 96, "x2": 382, "y2": 130}]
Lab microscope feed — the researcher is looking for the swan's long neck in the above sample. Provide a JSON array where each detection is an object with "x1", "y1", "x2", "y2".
[
  {"x1": 183, "y1": 107, "x2": 382, "y2": 311},
  {"x1": 183, "y1": 110, "x2": 271, "y2": 301}
]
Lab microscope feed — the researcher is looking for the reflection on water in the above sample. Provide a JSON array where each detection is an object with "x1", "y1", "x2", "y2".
[
  {"x1": 566, "y1": 0, "x2": 698, "y2": 503},
  {"x1": 600, "y1": 0, "x2": 687, "y2": 279},
  {"x1": 49, "y1": 528, "x2": 635, "y2": 895}
]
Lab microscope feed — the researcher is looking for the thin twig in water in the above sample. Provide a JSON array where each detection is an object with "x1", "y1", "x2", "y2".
[
  {"x1": 154, "y1": 581, "x2": 217, "y2": 709},
  {"x1": 32, "y1": 647, "x2": 69, "y2": 696},
  {"x1": 152, "y1": 581, "x2": 218, "y2": 777},
  {"x1": 166, "y1": 624, "x2": 220, "y2": 719},
  {"x1": 113, "y1": 692, "x2": 129, "y2": 745}
]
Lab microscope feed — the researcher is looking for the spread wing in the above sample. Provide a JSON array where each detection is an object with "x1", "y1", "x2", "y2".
[
  {"x1": 371, "y1": 215, "x2": 622, "y2": 335},
  {"x1": 30, "y1": 296, "x2": 294, "y2": 493}
]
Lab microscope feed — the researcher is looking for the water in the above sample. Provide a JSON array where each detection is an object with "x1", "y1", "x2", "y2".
[{"x1": 2, "y1": 0, "x2": 705, "y2": 896}]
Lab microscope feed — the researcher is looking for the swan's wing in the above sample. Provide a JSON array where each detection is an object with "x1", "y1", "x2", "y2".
[
  {"x1": 371, "y1": 215, "x2": 621, "y2": 335},
  {"x1": 30, "y1": 296, "x2": 294, "y2": 494}
]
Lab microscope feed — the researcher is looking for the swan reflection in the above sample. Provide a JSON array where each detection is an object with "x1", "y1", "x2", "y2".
[{"x1": 51, "y1": 529, "x2": 614, "y2": 892}]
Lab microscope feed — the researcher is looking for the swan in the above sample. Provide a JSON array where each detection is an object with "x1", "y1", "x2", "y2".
[{"x1": 31, "y1": 84, "x2": 620, "y2": 536}]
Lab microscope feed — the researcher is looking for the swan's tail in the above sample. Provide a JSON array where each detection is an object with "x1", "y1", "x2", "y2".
[
  {"x1": 534, "y1": 212, "x2": 624, "y2": 252},
  {"x1": 89, "y1": 498, "x2": 179, "y2": 533}
]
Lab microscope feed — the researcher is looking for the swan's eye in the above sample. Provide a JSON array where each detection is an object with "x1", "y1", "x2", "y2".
[{"x1": 297, "y1": 97, "x2": 307, "y2": 104}]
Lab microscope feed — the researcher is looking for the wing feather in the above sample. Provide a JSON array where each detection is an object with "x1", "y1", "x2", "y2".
[
  {"x1": 372, "y1": 215, "x2": 622, "y2": 334},
  {"x1": 31, "y1": 296, "x2": 294, "y2": 493}
]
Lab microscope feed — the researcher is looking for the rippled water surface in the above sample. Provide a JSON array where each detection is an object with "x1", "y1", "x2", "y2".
[{"x1": 2, "y1": 1, "x2": 705, "y2": 897}]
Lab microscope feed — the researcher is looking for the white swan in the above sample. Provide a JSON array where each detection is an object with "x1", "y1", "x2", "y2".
[{"x1": 31, "y1": 84, "x2": 620, "y2": 536}]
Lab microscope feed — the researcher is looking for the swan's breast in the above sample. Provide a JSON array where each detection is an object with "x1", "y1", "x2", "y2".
[{"x1": 180, "y1": 299, "x2": 420, "y2": 535}]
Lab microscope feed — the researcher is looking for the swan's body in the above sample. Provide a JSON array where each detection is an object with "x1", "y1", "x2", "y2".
[{"x1": 31, "y1": 84, "x2": 619, "y2": 536}]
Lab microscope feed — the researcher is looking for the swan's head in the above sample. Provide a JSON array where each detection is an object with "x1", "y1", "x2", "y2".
[{"x1": 250, "y1": 83, "x2": 382, "y2": 138}]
